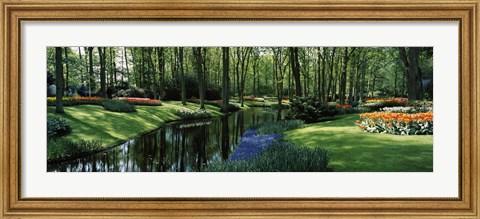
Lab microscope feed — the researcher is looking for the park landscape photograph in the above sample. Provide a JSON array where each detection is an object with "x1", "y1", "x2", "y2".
[{"x1": 46, "y1": 46, "x2": 433, "y2": 172}]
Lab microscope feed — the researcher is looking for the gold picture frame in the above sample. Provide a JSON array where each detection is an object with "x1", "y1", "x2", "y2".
[{"x1": 1, "y1": 0, "x2": 478, "y2": 218}]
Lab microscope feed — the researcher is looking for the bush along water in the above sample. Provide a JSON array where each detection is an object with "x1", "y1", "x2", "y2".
[
  {"x1": 356, "y1": 111, "x2": 433, "y2": 135},
  {"x1": 174, "y1": 108, "x2": 211, "y2": 120},
  {"x1": 286, "y1": 97, "x2": 338, "y2": 123},
  {"x1": 47, "y1": 139, "x2": 103, "y2": 162},
  {"x1": 103, "y1": 99, "x2": 136, "y2": 112},
  {"x1": 47, "y1": 117, "x2": 72, "y2": 138}
]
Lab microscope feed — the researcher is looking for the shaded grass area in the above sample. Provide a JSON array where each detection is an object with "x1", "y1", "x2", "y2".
[
  {"x1": 47, "y1": 101, "x2": 222, "y2": 161},
  {"x1": 284, "y1": 114, "x2": 433, "y2": 172}
]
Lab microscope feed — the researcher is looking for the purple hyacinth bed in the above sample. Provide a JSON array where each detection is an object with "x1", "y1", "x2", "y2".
[{"x1": 228, "y1": 129, "x2": 282, "y2": 161}]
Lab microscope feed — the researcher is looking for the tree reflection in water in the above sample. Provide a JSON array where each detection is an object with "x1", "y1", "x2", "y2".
[{"x1": 47, "y1": 108, "x2": 286, "y2": 172}]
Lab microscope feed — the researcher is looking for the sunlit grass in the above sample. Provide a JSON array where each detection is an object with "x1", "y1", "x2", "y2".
[
  {"x1": 284, "y1": 114, "x2": 433, "y2": 172},
  {"x1": 47, "y1": 101, "x2": 222, "y2": 151}
]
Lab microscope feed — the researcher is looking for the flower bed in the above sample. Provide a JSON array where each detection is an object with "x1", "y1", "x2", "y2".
[
  {"x1": 336, "y1": 104, "x2": 352, "y2": 109},
  {"x1": 228, "y1": 129, "x2": 282, "y2": 161},
  {"x1": 47, "y1": 96, "x2": 104, "y2": 106},
  {"x1": 381, "y1": 106, "x2": 432, "y2": 113},
  {"x1": 356, "y1": 111, "x2": 433, "y2": 135},
  {"x1": 116, "y1": 97, "x2": 162, "y2": 106},
  {"x1": 243, "y1": 96, "x2": 265, "y2": 102}
]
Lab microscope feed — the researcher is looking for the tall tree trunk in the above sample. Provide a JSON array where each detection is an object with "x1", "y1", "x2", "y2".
[
  {"x1": 339, "y1": 47, "x2": 355, "y2": 105},
  {"x1": 326, "y1": 48, "x2": 336, "y2": 101},
  {"x1": 316, "y1": 47, "x2": 321, "y2": 99},
  {"x1": 124, "y1": 47, "x2": 130, "y2": 84},
  {"x1": 235, "y1": 49, "x2": 241, "y2": 99},
  {"x1": 148, "y1": 48, "x2": 158, "y2": 100},
  {"x1": 78, "y1": 47, "x2": 84, "y2": 86},
  {"x1": 109, "y1": 47, "x2": 114, "y2": 88},
  {"x1": 398, "y1": 47, "x2": 424, "y2": 100},
  {"x1": 98, "y1": 47, "x2": 107, "y2": 98},
  {"x1": 289, "y1": 47, "x2": 302, "y2": 97},
  {"x1": 193, "y1": 47, "x2": 205, "y2": 110},
  {"x1": 221, "y1": 47, "x2": 230, "y2": 112},
  {"x1": 88, "y1": 47, "x2": 94, "y2": 97},
  {"x1": 55, "y1": 47, "x2": 64, "y2": 113},
  {"x1": 131, "y1": 48, "x2": 138, "y2": 87},
  {"x1": 63, "y1": 47, "x2": 69, "y2": 93},
  {"x1": 320, "y1": 48, "x2": 327, "y2": 102},
  {"x1": 239, "y1": 47, "x2": 252, "y2": 107},
  {"x1": 156, "y1": 48, "x2": 165, "y2": 99},
  {"x1": 179, "y1": 47, "x2": 186, "y2": 105}
]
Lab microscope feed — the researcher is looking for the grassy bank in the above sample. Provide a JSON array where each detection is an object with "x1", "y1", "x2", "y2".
[
  {"x1": 284, "y1": 114, "x2": 433, "y2": 172},
  {"x1": 47, "y1": 101, "x2": 222, "y2": 161}
]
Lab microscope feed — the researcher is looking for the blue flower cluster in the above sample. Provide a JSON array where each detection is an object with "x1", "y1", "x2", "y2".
[{"x1": 228, "y1": 129, "x2": 282, "y2": 161}]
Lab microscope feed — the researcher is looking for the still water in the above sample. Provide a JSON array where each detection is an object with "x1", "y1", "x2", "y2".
[{"x1": 47, "y1": 108, "x2": 286, "y2": 172}]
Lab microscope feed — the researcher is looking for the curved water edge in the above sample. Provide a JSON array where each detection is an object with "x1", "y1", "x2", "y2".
[{"x1": 47, "y1": 108, "x2": 286, "y2": 172}]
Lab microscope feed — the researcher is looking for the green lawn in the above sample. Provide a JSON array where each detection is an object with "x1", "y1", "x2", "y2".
[
  {"x1": 284, "y1": 114, "x2": 433, "y2": 172},
  {"x1": 48, "y1": 101, "x2": 222, "y2": 151}
]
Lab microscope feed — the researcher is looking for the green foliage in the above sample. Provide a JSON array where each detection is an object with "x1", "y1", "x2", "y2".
[
  {"x1": 287, "y1": 97, "x2": 338, "y2": 123},
  {"x1": 103, "y1": 99, "x2": 136, "y2": 112},
  {"x1": 47, "y1": 139, "x2": 103, "y2": 161},
  {"x1": 174, "y1": 108, "x2": 211, "y2": 120},
  {"x1": 337, "y1": 106, "x2": 373, "y2": 115},
  {"x1": 114, "y1": 87, "x2": 148, "y2": 98},
  {"x1": 164, "y1": 75, "x2": 222, "y2": 101},
  {"x1": 253, "y1": 120, "x2": 305, "y2": 135},
  {"x1": 206, "y1": 141, "x2": 331, "y2": 172},
  {"x1": 47, "y1": 117, "x2": 71, "y2": 138}
]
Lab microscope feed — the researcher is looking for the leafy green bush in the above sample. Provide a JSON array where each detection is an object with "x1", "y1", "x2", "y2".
[
  {"x1": 337, "y1": 106, "x2": 373, "y2": 115},
  {"x1": 47, "y1": 117, "x2": 71, "y2": 138},
  {"x1": 174, "y1": 109, "x2": 211, "y2": 120},
  {"x1": 47, "y1": 139, "x2": 103, "y2": 161},
  {"x1": 103, "y1": 99, "x2": 136, "y2": 112},
  {"x1": 206, "y1": 141, "x2": 331, "y2": 172},
  {"x1": 286, "y1": 97, "x2": 338, "y2": 123},
  {"x1": 253, "y1": 120, "x2": 305, "y2": 135}
]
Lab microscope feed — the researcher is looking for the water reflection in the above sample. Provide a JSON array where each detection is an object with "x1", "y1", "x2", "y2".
[{"x1": 48, "y1": 108, "x2": 286, "y2": 172}]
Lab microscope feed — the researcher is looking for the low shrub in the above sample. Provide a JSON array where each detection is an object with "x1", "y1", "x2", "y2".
[
  {"x1": 174, "y1": 109, "x2": 211, "y2": 120},
  {"x1": 47, "y1": 117, "x2": 71, "y2": 138},
  {"x1": 114, "y1": 87, "x2": 148, "y2": 98},
  {"x1": 103, "y1": 99, "x2": 136, "y2": 112},
  {"x1": 287, "y1": 97, "x2": 338, "y2": 123},
  {"x1": 253, "y1": 120, "x2": 305, "y2": 135},
  {"x1": 47, "y1": 139, "x2": 103, "y2": 161},
  {"x1": 337, "y1": 106, "x2": 373, "y2": 115},
  {"x1": 206, "y1": 141, "x2": 331, "y2": 172},
  {"x1": 356, "y1": 111, "x2": 433, "y2": 135},
  {"x1": 47, "y1": 96, "x2": 104, "y2": 106}
]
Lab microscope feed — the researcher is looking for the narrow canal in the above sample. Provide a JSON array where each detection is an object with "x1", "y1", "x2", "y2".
[{"x1": 47, "y1": 108, "x2": 286, "y2": 172}]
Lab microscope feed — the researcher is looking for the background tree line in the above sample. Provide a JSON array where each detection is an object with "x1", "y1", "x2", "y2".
[{"x1": 48, "y1": 47, "x2": 433, "y2": 113}]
